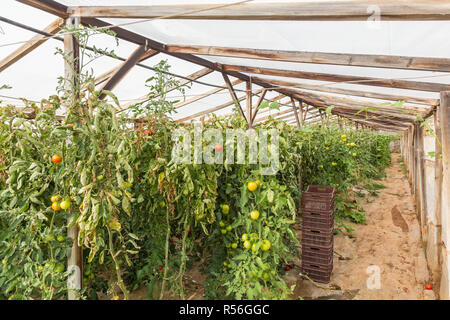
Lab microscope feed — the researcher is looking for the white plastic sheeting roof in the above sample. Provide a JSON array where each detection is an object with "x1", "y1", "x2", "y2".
[{"x1": 1, "y1": 0, "x2": 450, "y2": 122}]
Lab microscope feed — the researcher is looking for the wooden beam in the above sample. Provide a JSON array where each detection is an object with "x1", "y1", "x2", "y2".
[
  {"x1": 89, "y1": 50, "x2": 158, "y2": 89},
  {"x1": 0, "y1": 18, "x2": 63, "y2": 72},
  {"x1": 303, "y1": 104, "x2": 310, "y2": 121},
  {"x1": 251, "y1": 89, "x2": 269, "y2": 123},
  {"x1": 17, "y1": 0, "x2": 70, "y2": 18},
  {"x1": 98, "y1": 44, "x2": 148, "y2": 100},
  {"x1": 246, "y1": 80, "x2": 252, "y2": 126},
  {"x1": 291, "y1": 97, "x2": 301, "y2": 128},
  {"x1": 64, "y1": 16, "x2": 82, "y2": 300},
  {"x1": 68, "y1": 2, "x2": 450, "y2": 21},
  {"x1": 224, "y1": 64, "x2": 450, "y2": 93},
  {"x1": 263, "y1": 79, "x2": 437, "y2": 106},
  {"x1": 222, "y1": 72, "x2": 246, "y2": 121},
  {"x1": 253, "y1": 77, "x2": 426, "y2": 116},
  {"x1": 174, "y1": 79, "x2": 242, "y2": 109},
  {"x1": 167, "y1": 44, "x2": 450, "y2": 73},
  {"x1": 439, "y1": 91, "x2": 450, "y2": 300},
  {"x1": 298, "y1": 100, "x2": 304, "y2": 124},
  {"x1": 286, "y1": 90, "x2": 421, "y2": 121},
  {"x1": 119, "y1": 67, "x2": 213, "y2": 110}
]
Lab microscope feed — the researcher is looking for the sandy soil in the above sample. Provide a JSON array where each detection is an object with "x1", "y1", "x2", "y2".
[{"x1": 129, "y1": 152, "x2": 435, "y2": 300}]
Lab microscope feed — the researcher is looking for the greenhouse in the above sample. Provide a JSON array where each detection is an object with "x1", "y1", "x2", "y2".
[{"x1": 0, "y1": 0, "x2": 449, "y2": 301}]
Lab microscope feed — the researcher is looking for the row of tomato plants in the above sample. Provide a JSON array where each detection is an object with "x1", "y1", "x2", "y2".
[{"x1": 0, "y1": 96, "x2": 395, "y2": 300}]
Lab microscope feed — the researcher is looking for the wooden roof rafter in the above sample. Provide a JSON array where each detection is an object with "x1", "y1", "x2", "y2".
[
  {"x1": 223, "y1": 64, "x2": 450, "y2": 93},
  {"x1": 166, "y1": 44, "x2": 450, "y2": 73},
  {"x1": 65, "y1": 2, "x2": 450, "y2": 21}
]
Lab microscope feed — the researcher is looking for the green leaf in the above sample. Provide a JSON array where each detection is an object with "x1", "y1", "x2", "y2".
[
  {"x1": 259, "y1": 101, "x2": 270, "y2": 109},
  {"x1": 269, "y1": 102, "x2": 280, "y2": 110},
  {"x1": 122, "y1": 196, "x2": 131, "y2": 216},
  {"x1": 325, "y1": 105, "x2": 335, "y2": 116}
]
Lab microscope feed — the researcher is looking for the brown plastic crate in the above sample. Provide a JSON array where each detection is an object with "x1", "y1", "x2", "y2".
[
  {"x1": 306, "y1": 185, "x2": 336, "y2": 193},
  {"x1": 303, "y1": 199, "x2": 334, "y2": 211},
  {"x1": 302, "y1": 212, "x2": 334, "y2": 224},
  {"x1": 302, "y1": 208, "x2": 334, "y2": 218},
  {"x1": 302, "y1": 250, "x2": 333, "y2": 265},
  {"x1": 305, "y1": 185, "x2": 336, "y2": 196},
  {"x1": 302, "y1": 218, "x2": 334, "y2": 230},
  {"x1": 301, "y1": 267, "x2": 332, "y2": 283},
  {"x1": 302, "y1": 259, "x2": 333, "y2": 284},
  {"x1": 302, "y1": 241, "x2": 333, "y2": 253},
  {"x1": 302, "y1": 227, "x2": 334, "y2": 247}
]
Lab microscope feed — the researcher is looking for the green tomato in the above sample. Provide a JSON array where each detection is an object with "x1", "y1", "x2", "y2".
[
  {"x1": 231, "y1": 243, "x2": 237, "y2": 249},
  {"x1": 220, "y1": 229, "x2": 227, "y2": 235},
  {"x1": 60, "y1": 199, "x2": 71, "y2": 210},
  {"x1": 243, "y1": 240, "x2": 251, "y2": 249},
  {"x1": 250, "y1": 210, "x2": 260, "y2": 220},
  {"x1": 226, "y1": 226, "x2": 232, "y2": 232},
  {"x1": 44, "y1": 234, "x2": 55, "y2": 242},
  {"x1": 251, "y1": 243, "x2": 258, "y2": 253},
  {"x1": 54, "y1": 263, "x2": 65, "y2": 273},
  {"x1": 219, "y1": 221, "x2": 225, "y2": 227},
  {"x1": 221, "y1": 204, "x2": 230, "y2": 215},
  {"x1": 250, "y1": 233, "x2": 258, "y2": 241},
  {"x1": 261, "y1": 239, "x2": 271, "y2": 251},
  {"x1": 57, "y1": 235, "x2": 65, "y2": 242},
  {"x1": 241, "y1": 233, "x2": 248, "y2": 241}
]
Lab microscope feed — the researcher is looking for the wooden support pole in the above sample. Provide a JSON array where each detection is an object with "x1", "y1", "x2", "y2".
[
  {"x1": 222, "y1": 72, "x2": 246, "y2": 121},
  {"x1": 246, "y1": 80, "x2": 252, "y2": 127},
  {"x1": 439, "y1": 91, "x2": 450, "y2": 300},
  {"x1": 303, "y1": 104, "x2": 309, "y2": 121},
  {"x1": 291, "y1": 97, "x2": 301, "y2": 128},
  {"x1": 417, "y1": 123, "x2": 428, "y2": 237},
  {"x1": 250, "y1": 89, "x2": 268, "y2": 123},
  {"x1": 64, "y1": 16, "x2": 82, "y2": 300}
]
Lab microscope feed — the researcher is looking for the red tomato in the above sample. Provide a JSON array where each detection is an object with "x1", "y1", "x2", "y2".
[
  {"x1": 51, "y1": 155, "x2": 62, "y2": 163},
  {"x1": 137, "y1": 177, "x2": 141, "y2": 181},
  {"x1": 144, "y1": 129, "x2": 152, "y2": 136},
  {"x1": 284, "y1": 265, "x2": 291, "y2": 271},
  {"x1": 187, "y1": 229, "x2": 191, "y2": 234},
  {"x1": 215, "y1": 144, "x2": 223, "y2": 152},
  {"x1": 425, "y1": 284, "x2": 432, "y2": 290},
  {"x1": 158, "y1": 265, "x2": 163, "y2": 271}
]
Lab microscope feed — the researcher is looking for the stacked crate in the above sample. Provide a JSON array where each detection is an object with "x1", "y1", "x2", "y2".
[{"x1": 301, "y1": 185, "x2": 335, "y2": 283}]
